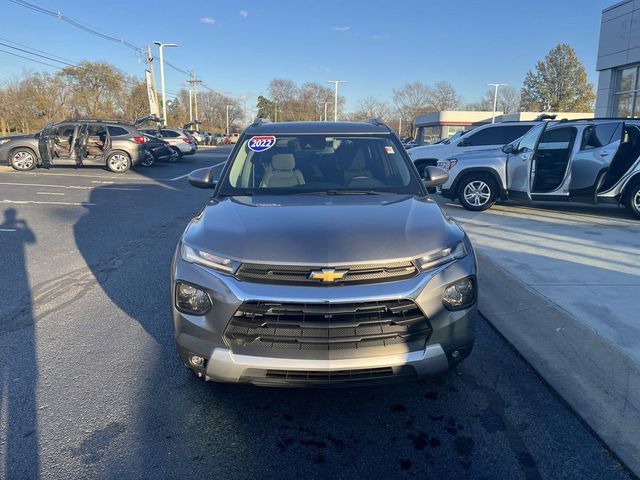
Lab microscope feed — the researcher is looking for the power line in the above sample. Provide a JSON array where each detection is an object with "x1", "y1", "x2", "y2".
[
  {"x1": 0, "y1": 47, "x2": 63, "y2": 70},
  {"x1": 8, "y1": 0, "x2": 193, "y2": 77},
  {"x1": 0, "y1": 35, "x2": 76, "y2": 64},
  {"x1": 0, "y1": 41, "x2": 76, "y2": 67}
]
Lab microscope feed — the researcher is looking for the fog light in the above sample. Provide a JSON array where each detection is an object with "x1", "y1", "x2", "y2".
[
  {"x1": 189, "y1": 355, "x2": 205, "y2": 367},
  {"x1": 175, "y1": 281, "x2": 212, "y2": 315},
  {"x1": 443, "y1": 277, "x2": 476, "y2": 310}
]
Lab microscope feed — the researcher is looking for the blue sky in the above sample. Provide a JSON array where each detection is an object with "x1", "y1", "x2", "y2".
[{"x1": 1, "y1": 0, "x2": 613, "y2": 112}]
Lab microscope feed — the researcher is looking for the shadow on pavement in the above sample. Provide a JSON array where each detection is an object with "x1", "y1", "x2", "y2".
[{"x1": 0, "y1": 208, "x2": 39, "y2": 479}]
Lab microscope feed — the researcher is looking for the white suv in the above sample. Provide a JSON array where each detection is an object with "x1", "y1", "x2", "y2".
[{"x1": 408, "y1": 122, "x2": 538, "y2": 176}]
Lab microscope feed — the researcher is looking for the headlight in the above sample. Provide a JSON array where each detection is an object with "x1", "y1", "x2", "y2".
[
  {"x1": 175, "y1": 281, "x2": 212, "y2": 315},
  {"x1": 437, "y1": 159, "x2": 458, "y2": 171},
  {"x1": 415, "y1": 241, "x2": 467, "y2": 271},
  {"x1": 181, "y1": 243, "x2": 238, "y2": 274},
  {"x1": 0, "y1": 139, "x2": 11, "y2": 146},
  {"x1": 442, "y1": 276, "x2": 476, "y2": 310}
]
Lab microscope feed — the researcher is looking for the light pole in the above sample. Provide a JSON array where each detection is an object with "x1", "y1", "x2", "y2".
[
  {"x1": 488, "y1": 83, "x2": 507, "y2": 123},
  {"x1": 153, "y1": 41, "x2": 178, "y2": 126},
  {"x1": 327, "y1": 80, "x2": 346, "y2": 121},
  {"x1": 322, "y1": 102, "x2": 332, "y2": 121},
  {"x1": 226, "y1": 104, "x2": 232, "y2": 135}
]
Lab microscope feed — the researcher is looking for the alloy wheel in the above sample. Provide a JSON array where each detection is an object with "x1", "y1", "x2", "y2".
[
  {"x1": 463, "y1": 180, "x2": 491, "y2": 207},
  {"x1": 12, "y1": 151, "x2": 35, "y2": 170},
  {"x1": 634, "y1": 189, "x2": 640, "y2": 213},
  {"x1": 108, "y1": 154, "x2": 129, "y2": 172}
]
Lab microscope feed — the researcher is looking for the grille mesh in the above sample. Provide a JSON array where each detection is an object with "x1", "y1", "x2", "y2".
[
  {"x1": 224, "y1": 299, "x2": 432, "y2": 355},
  {"x1": 235, "y1": 261, "x2": 418, "y2": 286}
]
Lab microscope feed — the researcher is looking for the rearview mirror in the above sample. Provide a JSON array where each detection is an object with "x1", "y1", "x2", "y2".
[
  {"x1": 423, "y1": 166, "x2": 449, "y2": 188},
  {"x1": 188, "y1": 167, "x2": 217, "y2": 189}
]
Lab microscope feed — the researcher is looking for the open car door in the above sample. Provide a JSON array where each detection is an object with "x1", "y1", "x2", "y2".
[
  {"x1": 37, "y1": 122, "x2": 54, "y2": 164},
  {"x1": 568, "y1": 121, "x2": 624, "y2": 204},
  {"x1": 506, "y1": 122, "x2": 547, "y2": 201}
]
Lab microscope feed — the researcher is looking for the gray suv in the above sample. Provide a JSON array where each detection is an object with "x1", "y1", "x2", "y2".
[
  {"x1": 437, "y1": 118, "x2": 640, "y2": 218},
  {"x1": 0, "y1": 119, "x2": 149, "y2": 173},
  {"x1": 171, "y1": 120, "x2": 478, "y2": 386}
]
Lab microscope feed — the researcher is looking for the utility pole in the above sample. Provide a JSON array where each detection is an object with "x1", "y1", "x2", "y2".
[
  {"x1": 488, "y1": 83, "x2": 507, "y2": 123},
  {"x1": 274, "y1": 101, "x2": 278, "y2": 122},
  {"x1": 187, "y1": 71, "x2": 202, "y2": 129},
  {"x1": 398, "y1": 117, "x2": 402, "y2": 137},
  {"x1": 327, "y1": 81, "x2": 346, "y2": 121},
  {"x1": 226, "y1": 104, "x2": 232, "y2": 135},
  {"x1": 153, "y1": 41, "x2": 178, "y2": 126}
]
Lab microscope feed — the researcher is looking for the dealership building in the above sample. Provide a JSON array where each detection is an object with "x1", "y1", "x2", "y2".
[{"x1": 595, "y1": 0, "x2": 640, "y2": 116}]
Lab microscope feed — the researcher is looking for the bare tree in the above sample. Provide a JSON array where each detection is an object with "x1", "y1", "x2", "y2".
[
  {"x1": 465, "y1": 86, "x2": 521, "y2": 114},
  {"x1": 351, "y1": 97, "x2": 393, "y2": 123},
  {"x1": 427, "y1": 81, "x2": 460, "y2": 111}
]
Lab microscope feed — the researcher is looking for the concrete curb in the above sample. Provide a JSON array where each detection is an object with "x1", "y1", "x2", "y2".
[{"x1": 477, "y1": 251, "x2": 640, "y2": 476}]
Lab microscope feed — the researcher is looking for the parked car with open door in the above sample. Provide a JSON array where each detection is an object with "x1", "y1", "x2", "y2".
[
  {"x1": 436, "y1": 119, "x2": 640, "y2": 218},
  {"x1": 0, "y1": 119, "x2": 150, "y2": 173}
]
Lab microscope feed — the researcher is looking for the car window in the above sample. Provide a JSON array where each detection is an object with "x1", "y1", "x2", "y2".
[
  {"x1": 87, "y1": 124, "x2": 106, "y2": 137},
  {"x1": 537, "y1": 127, "x2": 576, "y2": 150},
  {"x1": 107, "y1": 126, "x2": 129, "y2": 136},
  {"x1": 160, "y1": 129, "x2": 180, "y2": 138},
  {"x1": 516, "y1": 123, "x2": 546, "y2": 153},
  {"x1": 463, "y1": 126, "x2": 506, "y2": 146},
  {"x1": 581, "y1": 123, "x2": 623, "y2": 150},
  {"x1": 502, "y1": 125, "x2": 535, "y2": 144},
  {"x1": 220, "y1": 134, "x2": 420, "y2": 195},
  {"x1": 52, "y1": 124, "x2": 75, "y2": 137}
]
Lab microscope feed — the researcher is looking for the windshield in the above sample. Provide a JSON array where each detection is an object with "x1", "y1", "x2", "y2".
[{"x1": 218, "y1": 134, "x2": 422, "y2": 195}]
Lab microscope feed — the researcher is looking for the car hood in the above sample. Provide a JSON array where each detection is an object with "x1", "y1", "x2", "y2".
[
  {"x1": 182, "y1": 194, "x2": 465, "y2": 265},
  {"x1": 408, "y1": 143, "x2": 448, "y2": 158},
  {"x1": 448, "y1": 146, "x2": 506, "y2": 161},
  {"x1": 0, "y1": 134, "x2": 35, "y2": 141}
]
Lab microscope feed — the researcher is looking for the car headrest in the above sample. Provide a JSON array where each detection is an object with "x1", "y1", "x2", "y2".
[
  {"x1": 349, "y1": 149, "x2": 366, "y2": 170},
  {"x1": 271, "y1": 153, "x2": 295, "y2": 171}
]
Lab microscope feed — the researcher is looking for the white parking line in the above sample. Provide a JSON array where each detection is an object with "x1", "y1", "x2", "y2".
[
  {"x1": 0, "y1": 199, "x2": 95, "y2": 206},
  {"x1": 0, "y1": 228, "x2": 17, "y2": 232},
  {"x1": 36, "y1": 192, "x2": 65, "y2": 196},
  {"x1": 0, "y1": 182, "x2": 141, "y2": 191},
  {"x1": 0, "y1": 171, "x2": 155, "y2": 181}
]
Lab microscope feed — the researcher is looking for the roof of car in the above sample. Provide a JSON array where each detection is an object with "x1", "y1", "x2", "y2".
[{"x1": 244, "y1": 120, "x2": 392, "y2": 135}]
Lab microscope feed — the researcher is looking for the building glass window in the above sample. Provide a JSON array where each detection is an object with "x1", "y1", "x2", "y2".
[{"x1": 613, "y1": 65, "x2": 640, "y2": 117}]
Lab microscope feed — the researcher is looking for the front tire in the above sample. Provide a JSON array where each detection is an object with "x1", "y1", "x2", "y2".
[
  {"x1": 458, "y1": 174, "x2": 498, "y2": 211},
  {"x1": 106, "y1": 151, "x2": 131, "y2": 173},
  {"x1": 9, "y1": 148, "x2": 37, "y2": 171},
  {"x1": 140, "y1": 152, "x2": 155, "y2": 167},
  {"x1": 171, "y1": 146, "x2": 183, "y2": 159},
  {"x1": 626, "y1": 183, "x2": 640, "y2": 219}
]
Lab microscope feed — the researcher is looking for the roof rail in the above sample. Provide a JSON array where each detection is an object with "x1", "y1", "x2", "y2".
[
  {"x1": 365, "y1": 117, "x2": 394, "y2": 132},
  {"x1": 62, "y1": 118, "x2": 131, "y2": 125},
  {"x1": 557, "y1": 117, "x2": 636, "y2": 122}
]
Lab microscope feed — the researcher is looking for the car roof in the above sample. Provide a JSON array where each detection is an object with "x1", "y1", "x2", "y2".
[{"x1": 244, "y1": 120, "x2": 392, "y2": 135}]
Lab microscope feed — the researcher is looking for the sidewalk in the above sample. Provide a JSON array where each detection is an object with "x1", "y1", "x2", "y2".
[{"x1": 438, "y1": 198, "x2": 640, "y2": 475}]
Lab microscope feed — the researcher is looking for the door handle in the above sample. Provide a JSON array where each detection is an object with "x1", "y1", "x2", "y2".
[
  {"x1": 600, "y1": 151, "x2": 610, "y2": 157},
  {"x1": 520, "y1": 153, "x2": 531, "y2": 161}
]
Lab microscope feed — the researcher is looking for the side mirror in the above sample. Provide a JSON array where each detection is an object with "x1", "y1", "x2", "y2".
[
  {"x1": 188, "y1": 167, "x2": 217, "y2": 189},
  {"x1": 502, "y1": 143, "x2": 515, "y2": 154},
  {"x1": 458, "y1": 139, "x2": 471, "y2": 147},
  {"x1": 423, "y1": 166, "x2": 449, "y2": 188}
]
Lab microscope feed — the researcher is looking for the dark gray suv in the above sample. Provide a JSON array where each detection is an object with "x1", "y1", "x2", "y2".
[
  {"x1": 0, "y1": 119, "x2": 150, "y2": 173},
  {"x1": 171, "y1": 120, "x2": 478, "y2": 386}
]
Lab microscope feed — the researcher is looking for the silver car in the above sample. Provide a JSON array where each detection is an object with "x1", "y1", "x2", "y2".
[
  {"x1": 139, "y1": 128, "x2": 197, "y2": 157},
  {"x1": 171, "y1": 120, "x2": 477, "y2": 386},
  {"x1": 437, "y1": 119, "x2": 640, "y2": 218}
]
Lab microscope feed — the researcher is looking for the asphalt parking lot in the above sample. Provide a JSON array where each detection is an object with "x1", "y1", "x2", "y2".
[{"x1": 0, "y1": 148, "x2": 635, "y2": 479}]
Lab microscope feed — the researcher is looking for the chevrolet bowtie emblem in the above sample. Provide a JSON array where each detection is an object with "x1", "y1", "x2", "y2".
[{"x1": 309, "y1": 268, "x2": 349, "y2": 283}]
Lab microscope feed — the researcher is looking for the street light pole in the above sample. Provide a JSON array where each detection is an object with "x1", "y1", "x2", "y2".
[
  {"x1": 323, "y1": 102, "x2": 332, "y2": 122},
  {"x1": 153, "y1": 41, "x2": 178, "y2": 126},
  {"x1": 488, "y1": 83, "x2": 507, "y2": 124},
  {"x1": 226, "y1": 104, "x2": 231, "y2": 135},
  {"x1": 327, "y1": 80, "x2": 346, "y2": 121}
]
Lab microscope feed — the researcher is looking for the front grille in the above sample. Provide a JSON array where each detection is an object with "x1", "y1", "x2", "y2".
[
  {"x1": 224, "y1": 299, "x2": 432, "y2": 358},
  {"x1": 241, "y1": 366, "x2": 417, "y2": 387},
  {"x1": 235, "y1": 261, "x2": 418, "y2": 286}
]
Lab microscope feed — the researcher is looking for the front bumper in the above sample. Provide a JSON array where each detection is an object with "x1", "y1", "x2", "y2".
[{"x1": 171, "y1": 249, "x2": 477, "y2": 386}]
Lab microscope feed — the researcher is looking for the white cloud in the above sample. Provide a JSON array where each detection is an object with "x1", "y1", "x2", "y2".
[
  {"x1": 200, "y1": 17, "x2": 216, "y2": 24},
  {"x1": 240, "y1": 10, "x2": 248, "y2": 17},
  {"x1": 331, "y1": 26, "x2": 350, "y2": 31}
]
